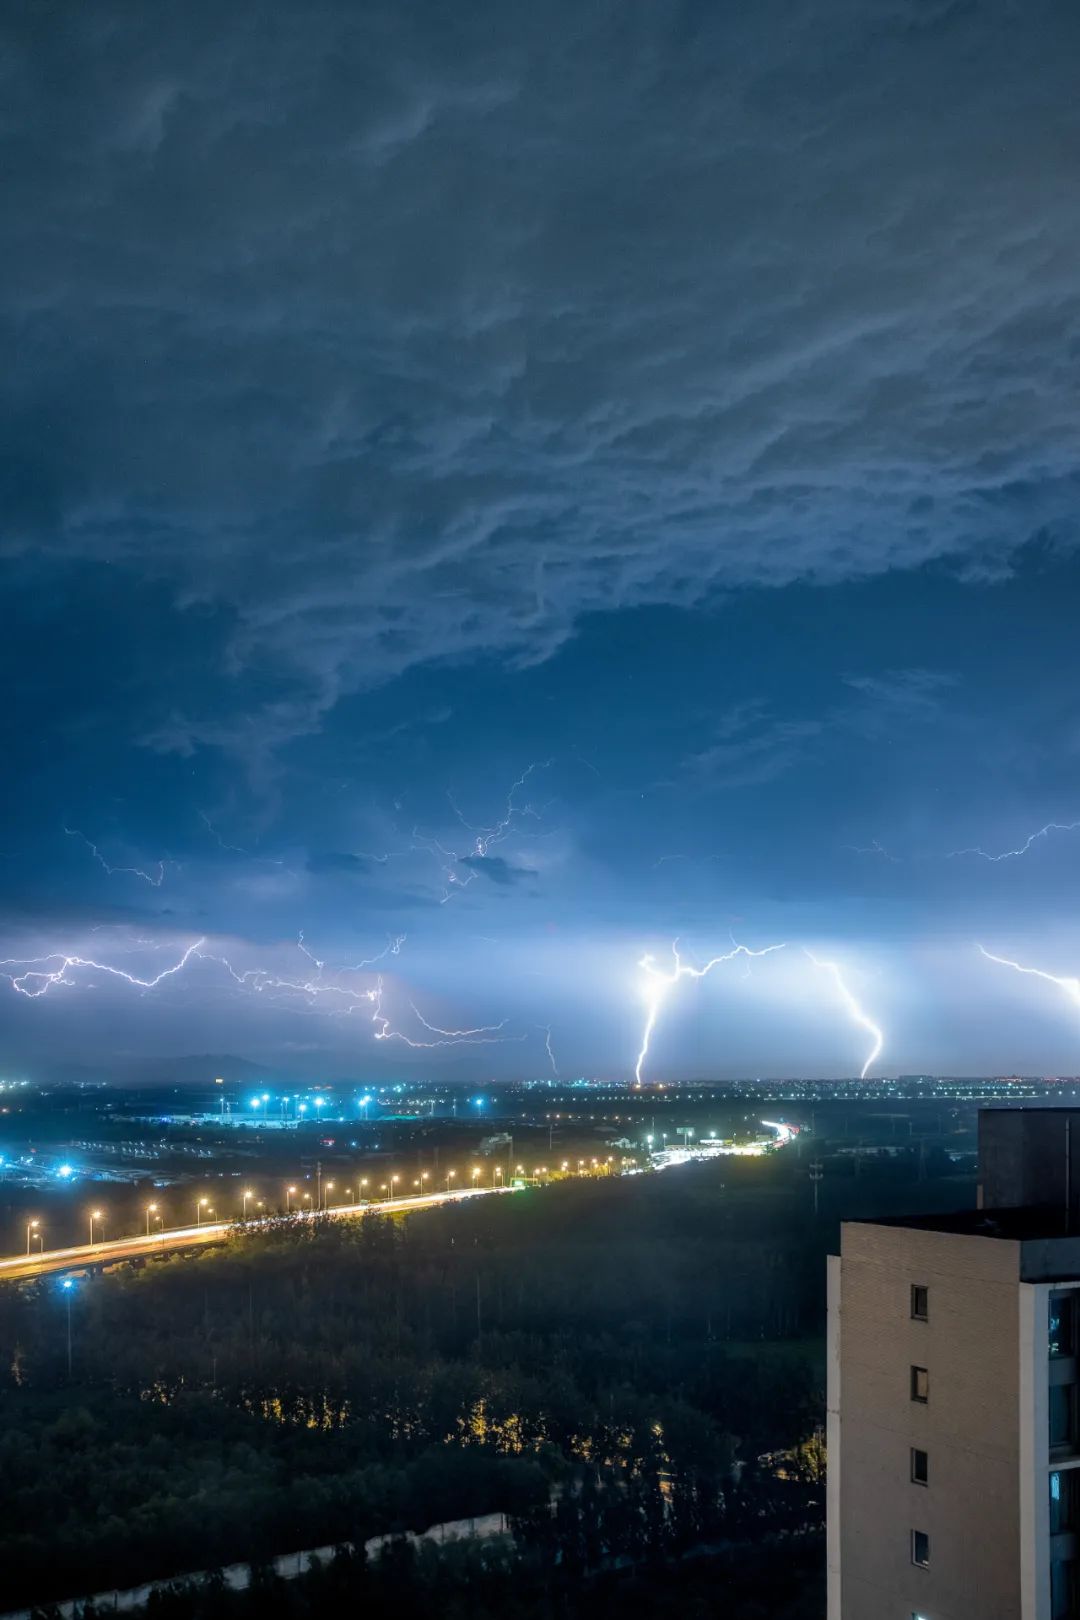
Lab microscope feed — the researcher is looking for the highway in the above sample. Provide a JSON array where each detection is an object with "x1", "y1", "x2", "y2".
[{"x1": 0, "y1": 1186, "x2": 511, "y2": 1284}]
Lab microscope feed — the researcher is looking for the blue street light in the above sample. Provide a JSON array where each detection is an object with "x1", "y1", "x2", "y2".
[{"x1": 61, "y1": 1279, "x2": 75, "y2": 1376}]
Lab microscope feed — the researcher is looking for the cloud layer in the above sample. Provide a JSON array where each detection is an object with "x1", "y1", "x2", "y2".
[{"x1": 5, "y1": 0, "x2": 1080, "y2": 755}]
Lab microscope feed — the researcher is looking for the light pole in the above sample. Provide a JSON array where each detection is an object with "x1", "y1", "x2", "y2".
[
  {"x1": 419, "y1": 1172, "x2": 430, "y2": 1196},
  {"x1": 26, "y1": 1218, "x2": 39, "y2": 1255},
  {"x1": 345, "y1": 1186, "x2": 353, "y2": 1205},
  {"x1": 89, "y1": 1210, "x2": 103, "y2": 1247},
  {"x1": 145, "y1": 1203, "x2": 158, "y2": 1237},
  {"x1": 494, "y1": 1166, "x2": 503, "y2": 1189},
  {"x1": 196, "y1": 1197, "x2": 209, "y2": 1226},
  {"x1": 302, "y1": 1192, "x2": 311, "y2": 1214},
  {"x1": 242, "y1": 1189, "x2": 254, "y2": 1220},
  {"x1": 391, "y1": 1175, "x2": 400, "y2": 1201},
  {"x1": 359, "y1": 1178, "x2": 368, "y2": 1201},
  {"x1": 446, "y1": 1169, "x2": 457, "y2": 1193},
  {"x1": 323, "y1": 1181, "x2": 335, "y2": 1211},
  {"x1": 285, "y1": 1185, "x2": 296, "y2": 1213},
  {"x1": 62, "y1": 1279, "x2": 74, "y2": 1376}
]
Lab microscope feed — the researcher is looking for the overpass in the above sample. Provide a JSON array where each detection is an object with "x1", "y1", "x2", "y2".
[{"x1": 0, "y1": 1185, "x2": 512, "y2": 1284}]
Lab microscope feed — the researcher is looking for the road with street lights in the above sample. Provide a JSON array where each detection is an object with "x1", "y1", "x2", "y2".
[{"x1": 0, "y1": 1186, "x2": 514, "y2": 1285}]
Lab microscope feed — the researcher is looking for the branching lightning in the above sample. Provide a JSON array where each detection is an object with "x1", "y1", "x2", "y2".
[
  {"x1": 977, "y1": 944, "x2": 1080, "y2": 1013},
  {"x1": 413, "y1": 760, "x2": 556, "y2": 902},
  {"x1": 634, "y1": 939, "x2": 786, "y2": 1085},
  {"x1": 64, "y1": 827, "x2": 175, "y2": 888},
  {"x1": 946, "y1": 820, "x2": 1080, "y2": 863},
  {"x1": 804, "y1": 950, "x2": 884, "y2": 1079},
  {"x1": 0, "y1": 929, "x2": 514, "y2": 1054},
  {"x1": 0, "y1": 940, "x2": 205, "y2": 998},
  {"x1": 844, "y1": 839, "x2": 900, "y2": 863}
]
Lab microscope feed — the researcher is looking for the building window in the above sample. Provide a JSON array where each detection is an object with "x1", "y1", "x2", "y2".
[
  {"x1": 911, "y1": 1284, "x2": 929, "y2": 1321},
  {"x1": 1050, "y1": 1385, "x2": 1077, "y2": 1455},
  {"x1": 1051, "y1": 1293, "x2": 1076, "y2": 1359},
  {"x1": 911, "y1": 1447, "x2": 928, "y2": 1485},
  {"x1": 911, "y1": 1529, "x2": 930, "y2": 1568},
  {"x1": 1052, "y1": 1555, "x2": 1078, "y2": 1619},
  {"x1": 1051, "y1": 1469, "x2": 1079, "y2": 1535},
  {"x1": 911, "y1": 1365, "x2": 929, "y2": 1403}
]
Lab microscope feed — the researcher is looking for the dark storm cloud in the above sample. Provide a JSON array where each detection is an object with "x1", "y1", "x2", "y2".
[
  {"x1": 305, "y1": 851, "x2": 373, "y2": 878},
  {"x1": 4, "y1": 0, "x2": 1080, "y2": 760},
  {"x1": 458, "y1": 854, "x2": 537, "y2": 887}
]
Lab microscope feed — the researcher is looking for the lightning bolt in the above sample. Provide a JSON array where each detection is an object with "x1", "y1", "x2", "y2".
[
  {"x1": 946, "y1": 821, "x2": 1080, "y2": 862},
  {"x1": 364, "y1": 980, "x2": 522, "y2": 1048},
  {"x1": 64, "y1": 828, "x2": 174, "y2": 888},
  {"x1": 0, "y1": 940, "x2": 205, "y2": 998},
  {"x1": 412, "y1": 761, "x2": 556, "y2": 902},
  {"x1": 977, "y1": 944, "x2": 1080, "y2": 1012},
  {"x1": 804, "y1": 950, "x2": 884, "y2": 1079},
  {"x1": 0, "y1": 931, "x2": 516, "y2": 1054},
  {"x1": 542, "y1": 1025, "x2": 559, "y2": 1076},
  {"x1": 845, "y1": 840, "x2": 900, "y2": 863},
  {"x1": 634, "y1": 939, "x2": 786, "y2": 1085}
]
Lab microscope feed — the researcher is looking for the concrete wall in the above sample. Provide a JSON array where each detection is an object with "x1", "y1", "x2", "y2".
[
  {"x1": 836, "y1": 1222, "x2": 1023, "y2": 1620},
  {"x1": 980, "y1": 1110, "x2": 1080, "y2": 1227}
]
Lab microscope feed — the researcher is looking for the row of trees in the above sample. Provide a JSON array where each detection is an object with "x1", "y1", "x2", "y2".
[{"x1": 1, "y1": 1161, "x2": 827, "y2": 1609}]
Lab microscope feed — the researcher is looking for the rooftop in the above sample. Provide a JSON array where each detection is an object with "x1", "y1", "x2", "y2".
[{"x1": 862, "y1": 1204, "x2": 1076, "y2": 1243}]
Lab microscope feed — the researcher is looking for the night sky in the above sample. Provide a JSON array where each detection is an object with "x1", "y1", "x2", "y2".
[{"x1": 4, "y1": 0, "x2": 1080, "y2": 1081}]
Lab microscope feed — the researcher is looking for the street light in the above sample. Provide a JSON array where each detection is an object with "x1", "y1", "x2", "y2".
[
  {"x1": 302, "y1": 1192, "x2": 312, "y2": 1211},
  {"x1": 89, "y1": 1210, "x2": 103, "y2": 1246},
  {"x1": 360, "y1": 1178, "x2": 368, "y2": 1200},
  {"x1": 391, "y1": 1175, "x2": 400, "y2": 1201},
  {"x1": 26, "y1": 1218, "x2": 39, "y2": 1255},
  {"x1": 419, "y1": 1172, "x2": 430, "y2": 1194},
  {"x1": 494, "y1": 1166, "x2": 503, "y2": 1188},
  {"x1": 145, "y1": 1203, "x2": 158, "y2": 1237},
  {"x1": 285, "y1": 1185, "x2": 296, "y2": 1212},
  {"x1": 446, "y1": 1169, "x2": 457, "y2": 1193},
  {"x1": 323, "y1": 1181, "x2": 335, "y2": 1210},
  {"x1": 196, "y1": 1197, "x2": 209, "y2": 1226},
  {"x1": 242, "y1": 1189, "x2": 254, "y2": 1219}
]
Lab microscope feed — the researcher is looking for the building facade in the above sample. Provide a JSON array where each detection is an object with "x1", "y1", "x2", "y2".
[{"x1": 829, "y1": 1110, "x2": 1080, "y2": 1620}]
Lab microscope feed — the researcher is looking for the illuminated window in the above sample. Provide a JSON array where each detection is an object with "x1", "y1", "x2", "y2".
[
  {"x1": 1051, "y1": 1470, "x2": 1080, "y2": 1535},
  {"x1": 911, "y1": 1529, "x2": 930, "y2": 1568},
  {"x1": 911, "y1": 1365, "x2": 929, "y2": 1403},
  {"x1": 1051, "y1": 1293, "x2": 1076, "y2": 1358},
  {"x1": 911, "y1": 1284, "x2": 929, "y2": 1321},
  {"x1": 911, "y1": 1447, "x2": 928, "y2": 1485}
]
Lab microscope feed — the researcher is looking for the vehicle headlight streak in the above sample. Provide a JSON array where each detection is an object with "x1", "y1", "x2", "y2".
[
  {"x1": 634, "y1": 939, "x2": 787, "y2": 1085},
  {"x1": 804, "y1": 950, "x2": 884, "y2": 1079}
]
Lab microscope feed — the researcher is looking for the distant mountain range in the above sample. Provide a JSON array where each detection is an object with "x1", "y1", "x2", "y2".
[{"x1": 12, "y1": 1053, "x2": 325, "y2": 1089}]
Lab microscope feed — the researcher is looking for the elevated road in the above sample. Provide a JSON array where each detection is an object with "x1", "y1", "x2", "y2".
[{"x1": 0, "y1": 1186, "x2": 511, "y2": 1284}]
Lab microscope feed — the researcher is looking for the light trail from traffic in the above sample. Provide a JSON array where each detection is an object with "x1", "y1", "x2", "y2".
[{"x1": 0, "y1": 1186, "x2": 512, "y2": 1284}]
